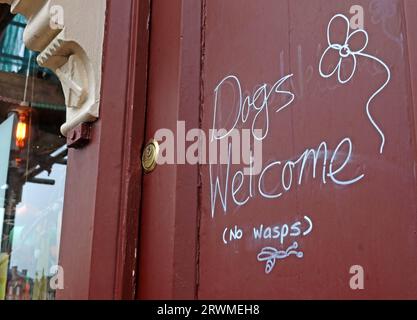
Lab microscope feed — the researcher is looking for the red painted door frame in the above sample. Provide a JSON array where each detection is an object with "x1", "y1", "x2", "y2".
[
  {"x1": 137, "y1": 0, "x2": 202, "y2": 300},
  {"x1": 57, "y1": 0, "x2": 200, "y2": 300},
  {"x1": 57, "y1": 0, "x2": 150, "y2": 300}
]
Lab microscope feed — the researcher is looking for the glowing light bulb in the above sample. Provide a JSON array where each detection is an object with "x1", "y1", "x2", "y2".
[{"x1": 15, "y1": 115, "x2": 28, "y2": 149}]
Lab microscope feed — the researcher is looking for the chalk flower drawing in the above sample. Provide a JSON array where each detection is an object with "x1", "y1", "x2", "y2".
[
  {"x1": 319, "y1": 14, "x2": 391, "y2": 154},
  {"x1": 257, "y1": 242, "x2": 304, "y2": 274}
]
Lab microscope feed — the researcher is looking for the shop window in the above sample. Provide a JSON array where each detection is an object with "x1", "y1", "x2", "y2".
[{"x1": 0, "y1": 13, "x2": 66, "y2": 300}]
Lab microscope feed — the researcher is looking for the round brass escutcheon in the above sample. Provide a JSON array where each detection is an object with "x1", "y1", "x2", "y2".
[{"x1": 142, "y1": 139, "x2": 159, "y2": 174}]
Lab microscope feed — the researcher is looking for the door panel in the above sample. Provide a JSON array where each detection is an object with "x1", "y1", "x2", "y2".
[
  {"x1": 198, "y1": 0, "x2": 417, "y2": 299},
  {"x1": 138, "y1": 0, "x2": 417, "y2": 299}
]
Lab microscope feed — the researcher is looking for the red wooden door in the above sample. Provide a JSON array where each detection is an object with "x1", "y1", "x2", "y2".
[{"x1": 138, "y1": 0, "x2": 417, "y2": 299}]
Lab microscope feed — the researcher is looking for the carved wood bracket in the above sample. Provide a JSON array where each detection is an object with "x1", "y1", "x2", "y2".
[{"x1": 0, "y1": 0, "x2": 106, "y2": 136}]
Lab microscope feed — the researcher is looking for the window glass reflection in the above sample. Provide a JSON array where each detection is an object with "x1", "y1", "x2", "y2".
[{"x1": 0, "y1": 12, "x2": 66, "y2": 300}]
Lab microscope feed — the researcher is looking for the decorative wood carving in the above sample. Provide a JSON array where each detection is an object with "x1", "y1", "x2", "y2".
[{"x1": 0, "y1": 0, "x2": 106, "y2": 135}]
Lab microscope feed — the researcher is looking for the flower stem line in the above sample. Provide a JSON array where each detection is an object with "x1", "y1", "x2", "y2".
[{"x1": 356, "y1": 52, "x2": 391, "y2": 154}]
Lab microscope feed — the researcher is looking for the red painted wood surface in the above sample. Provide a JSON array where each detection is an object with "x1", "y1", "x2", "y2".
[
  {"x1": 57, "y1": 0, "x2": 148, "y2": 299},
  {"x1": 198, "y1": 0, "x2": 417, "y2": 299},
  {"x1": 138, "y1": 0, "x2": 417, "y2": 299},
  {"x1": 137, "y1": 0, "x2": 201, "y2": 299}
]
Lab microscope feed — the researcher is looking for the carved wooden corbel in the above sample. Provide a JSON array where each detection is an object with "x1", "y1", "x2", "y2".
[{"x1": 0, "y1": 0, "x2": 106, "y2": 136}]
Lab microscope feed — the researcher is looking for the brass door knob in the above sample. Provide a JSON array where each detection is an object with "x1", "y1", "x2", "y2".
[{"x1": 142, "y1": 139, "x2": 159, "y2": 173}]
